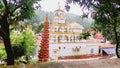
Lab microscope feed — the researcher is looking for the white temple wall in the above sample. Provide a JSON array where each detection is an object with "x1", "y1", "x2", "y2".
[{"x1": 49, "y1": 43, "x2": 101, "y2": 60}]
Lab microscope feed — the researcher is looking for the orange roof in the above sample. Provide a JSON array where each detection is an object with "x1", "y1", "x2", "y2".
[
  {"x1": 0, "y1": 43, "x2": 4, "y2": 46},
  {"x1": 0, "y1": 40, "x2": 4, "y2": 46}
]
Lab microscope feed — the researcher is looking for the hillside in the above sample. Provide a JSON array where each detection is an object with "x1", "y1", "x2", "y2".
[{"x1": 33, "y1": 10, "x2": 93, "y2": 28}]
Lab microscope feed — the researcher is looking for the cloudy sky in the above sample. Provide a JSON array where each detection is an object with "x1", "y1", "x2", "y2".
[{"x1": 39, "y1": 0, "x2": 84, "y2": 15}]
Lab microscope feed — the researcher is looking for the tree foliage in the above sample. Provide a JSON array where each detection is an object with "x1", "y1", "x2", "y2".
[
  {"x1": 79, "y1": 31, "x2": 91, "y2": 40},
  {"x1": 10, "y1": 28, "x2": 36, "y2": 59},
  {"x1": 0, "y1": 0, "x2": 40, "y2": 65},
  {"x1": 32, "y1": 23, "x2": 44, "y2": 34},
  {"x1": 0, "y1": 28, "x2": 35, "y2": 64},
  {"x1": 66, "y1": 0, "x2": 120, "y2": 57},
  {"x1": 0, "y1": 46, "x2": 7, "y2": 61},
  {"x1": 0, "y1": 0, "x2": 38, "y2": 24},
  {"x1": 28, "y1": 13, "x2": 41, "y2": 24}
]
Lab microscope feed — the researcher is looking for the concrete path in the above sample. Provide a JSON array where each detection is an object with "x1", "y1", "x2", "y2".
[
  {"x1": 44, "y1": 59, "x2": 120, "y2": 68},
  {"x1": 1, "y1": 58, "x2": 120, "y2": 68},
  {"x1": 56, "y1": 59, "x2": 120, "y2": 68}
]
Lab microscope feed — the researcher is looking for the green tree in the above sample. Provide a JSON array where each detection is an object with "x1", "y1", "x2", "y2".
[
  {"x1": 32, "y1": 23, "x2": 43, "y2": 34},
  {"x1": 10, "y1": 28, "x2": 35, "y2": 63},
  {"x1": 0, "y1": 0, "x2": 40, "y2": 65},
  {"x1": 0, "y1": 46, "x2": 7, "y2": 61},
  {"x1": 66, "y1": 0, "x2": 120, "y2": 58},
  {"x1": 79, "y1": 31, "x2": 91, "y2": 40},
  {"x1": 34, "y1": 23, "x2": 44, "y2": 33},
  {"x1": 28, "y1": 14, "x2": 41, "y2": 24}
]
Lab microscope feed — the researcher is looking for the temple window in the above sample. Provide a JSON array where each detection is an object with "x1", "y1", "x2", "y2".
[
  {"x1": 65, "y1": 35, "x2": 68, "y2": 41},
  {"x1": 58, "y1": 27, "x2": 60, "y2": 32},
  {"x1": 65, "y1": 28, "x2": 67, "y2": 32},
  {"x1": 55, "y1": 28, "x2": 57, "y2": 32},
  {"x1": 59, "y1": 27, "x2": 61, "y2": 32},
  {"x1": 91, "y1": 48, "x2": 94, "y2": 54},
  {"x1": 54, "y1": 39, "x2": 56, "y2": 42},
  {"x1": 58, "y1": 36, "x2": 62, "y2": 43}
]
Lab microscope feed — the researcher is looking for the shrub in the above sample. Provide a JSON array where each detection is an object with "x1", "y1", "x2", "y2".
[{"x1": 10, "y1": 29, "x2": 36, "y2": 63}]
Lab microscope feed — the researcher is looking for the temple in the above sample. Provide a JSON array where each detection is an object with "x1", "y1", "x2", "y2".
[
  {"x1": 49, "y1": 7, "x2": 84, "y2": 43},
  {"x1": 41, "y1": 7, "x2": 116, "y2": 60}
]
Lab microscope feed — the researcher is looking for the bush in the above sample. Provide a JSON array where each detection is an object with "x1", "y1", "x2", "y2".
[
  {"x1": 0, "y1": 46, "x2": 6, "y2": 60},
  {"x1": 10, "y1": 29, "x2": 36, "y2": 63}
]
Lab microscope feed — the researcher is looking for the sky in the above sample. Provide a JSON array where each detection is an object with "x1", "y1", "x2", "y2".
[{"x1": 39, "y1": 0, "x2": 86, "y2": 15}]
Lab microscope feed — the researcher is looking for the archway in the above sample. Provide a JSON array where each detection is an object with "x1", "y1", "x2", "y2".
[
  {"x1": 65, "y1": 35, "x2": 69, "y2": 42},
  {"x1": 58, "y1": 35, "x2": 62, "y2": 43}
]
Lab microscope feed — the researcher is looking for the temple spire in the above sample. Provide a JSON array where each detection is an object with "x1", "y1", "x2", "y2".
[
  {"x1": 45, "y1": 14, "x2": 48, "y2": 22},
  {"x1": 58, "y1": 2, "x2": 61, "y2": 9}
]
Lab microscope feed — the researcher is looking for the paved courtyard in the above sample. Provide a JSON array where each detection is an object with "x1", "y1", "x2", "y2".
[
  {"x1": 56, "y1": 58, "x2": 120, "y2": 68},
  {"x1": 2, "y1": 58, "x2": 120, "y2": 68}
]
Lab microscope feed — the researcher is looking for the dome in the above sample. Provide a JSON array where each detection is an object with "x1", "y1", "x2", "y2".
[
  {"x1": 53, "y1": 8, "x2": 66, "y2": 23},
  {"x1": 54, "y1": 8, "x2": 65, "y2": 13},
  {"x1": 54, "y1": 8, "x2": 65, "y2": 17},
  {"x1": 54, "y1": 2, "x2": 65, "y2": 13}
]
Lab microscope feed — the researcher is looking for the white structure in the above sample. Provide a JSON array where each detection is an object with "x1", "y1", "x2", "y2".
[
  {"x1": 48, "y1": 8, "x2": 104, "y2": 60},
  {"x1": 49, "y1": 8, "x2": 83, "y2": 43},
  {"x1": 49, "y1": 43, "x2": 103, "y2": 60}
]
